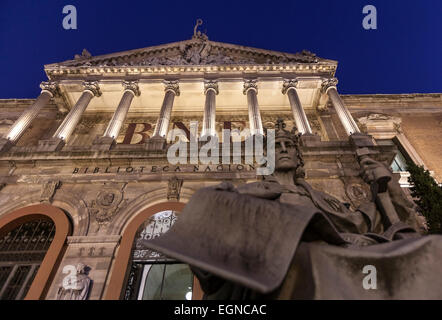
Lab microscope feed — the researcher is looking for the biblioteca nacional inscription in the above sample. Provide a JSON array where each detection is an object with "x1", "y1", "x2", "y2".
[{"x1": 72, "y1": 164, "x2": 256, "y2": 175}]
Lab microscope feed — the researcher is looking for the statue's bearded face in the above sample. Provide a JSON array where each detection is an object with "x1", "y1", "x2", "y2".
[{"x1": 275, "y1": 138, "x2": 299, "y2": 171}]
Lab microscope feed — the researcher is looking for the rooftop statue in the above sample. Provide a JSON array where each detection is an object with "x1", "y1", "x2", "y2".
[{"x1": 142, "y1": 119, "x2": 442, "y2": 299}]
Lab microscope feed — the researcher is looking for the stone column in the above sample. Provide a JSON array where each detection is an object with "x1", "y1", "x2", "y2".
[
  {"x1": 0, "y1": 82, "x2": 58, "y2": 152},
  {"x1": 321, "y1": 78, "x2": 360, "y2": 136},
  {"x1": 243, "y1": 79, "x2": 263, "y2": 136},
  {"x1": 104, "y1": 81, "x2": 140, "y2": 139},
  {"x1": 39, "y1": 81, "x2": 101, "y2": 151},
  {"x1": 93, "y1": 81, "x2": 140, "y2": 151},
  {"x1": 282, "y1": 79, "x2": 312, "y2": 135},
  {"x1": 152, "y1": 80, "x2": 180, "y2": 138},
  {"x1": 201, "y1": 80, "x2": 218, "y2": 137},
  {"x1": 54, "y1": 81, "x2": 101, "y2": 141}
]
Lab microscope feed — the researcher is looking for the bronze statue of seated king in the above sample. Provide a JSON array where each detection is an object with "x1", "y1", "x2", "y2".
[{"x1": 142, "y1": 119, "x2": 442, "y2": 299}]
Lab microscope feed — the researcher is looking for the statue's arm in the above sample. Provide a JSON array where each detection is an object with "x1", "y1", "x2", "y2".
[
  {"x1": 209, "y1": 180, "x2": 283, "y2": 200},
  {"x1": 359, "y1": 156, "x2": 421, "y2": 235}
]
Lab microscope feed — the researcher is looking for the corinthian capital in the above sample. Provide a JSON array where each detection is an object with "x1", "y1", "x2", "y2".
[
  {"x1": 243, "y1": 79, "x2": 258, "y2": 95},
  {"x1": 321, "y1": 78, "x2": 338, "y2": 94},
  {"x1": 164, "y1": 80, "x2": 180, "y2": 96},
  {"x1": 204, "y1": 80, "x2": 219, "y2": 95},
  {"x1": 83, "y1": 81, "x2": 102, "y2": 97},
  {"x1": 123, "y1": 80, "x2": 140, "y2": 96},
  {"x1": 40, "y1": 81, "x2": 59, "y2": 97},
  {"x1": 282, "y1": 79, "x2": 299, "y2": 95}
]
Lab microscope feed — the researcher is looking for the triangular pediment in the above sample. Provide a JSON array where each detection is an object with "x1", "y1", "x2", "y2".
[{"x1": 48, "y1": 36, "x2": 336, "y2": 69}]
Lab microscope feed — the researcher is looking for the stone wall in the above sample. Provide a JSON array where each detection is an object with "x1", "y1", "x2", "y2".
[{"x1": 401, "y1": 114, "x2": 442, "y2": 182}]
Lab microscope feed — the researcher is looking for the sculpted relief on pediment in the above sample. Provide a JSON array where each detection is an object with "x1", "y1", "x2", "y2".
[{"x1": 66, "y1": 40, "x2": 319, "y2": 68}]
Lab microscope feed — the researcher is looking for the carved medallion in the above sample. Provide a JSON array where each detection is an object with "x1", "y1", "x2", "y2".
[
  {"x1": 90, "y1": 186, "x2": 125, "y2": 225},
  {"x1": 342, "y1": 178, "x2": 371, "y2": 208}
]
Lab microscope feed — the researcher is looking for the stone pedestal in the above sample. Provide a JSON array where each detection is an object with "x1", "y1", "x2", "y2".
[
  {"x1": 37, "y1": 137, "x2": 65, "y2": 152},
  {"x1": 349, "y1": 133, "x2": 376, "y2": 148},
  {"x1": 300, "y1": 133, "x2": 321, "y2": 147},
  {"x1": 145, "y1": 136, "x2": 167, "y2": 151},
  {"x1": 0, "y1": 138, "x2": 13, "y2": 152},
  {"x1": 92, "y1": 136, "x2": 115, "y2": 151}
]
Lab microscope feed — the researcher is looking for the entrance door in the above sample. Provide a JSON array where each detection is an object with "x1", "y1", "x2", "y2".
[{"x1": 123, "y1": 210, "x2": 194, "y2": 300}]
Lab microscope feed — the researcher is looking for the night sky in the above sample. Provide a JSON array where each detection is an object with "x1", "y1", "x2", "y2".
[{"x1": 0, "y1": 0, "x2": 441, "y2": 98}]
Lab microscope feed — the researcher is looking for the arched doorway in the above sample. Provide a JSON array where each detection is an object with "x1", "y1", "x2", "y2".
[
  {"x1": 105, "y1": 202, "x2": 206, "y2": 300},
  {"x1": 123, "y1": 210, "x2": 194, "y2": 300},
  {"x1": 0, "y1": 204, "x2": 71, "y2": 300}
]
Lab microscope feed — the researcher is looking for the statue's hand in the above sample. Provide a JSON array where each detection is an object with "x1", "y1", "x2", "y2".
[
  {"x1": 212, "y1": 181, "x2": 237, "y2": 192},
  {"x1": 360, "y1": 156, "x2": 392, "y2": 186}
]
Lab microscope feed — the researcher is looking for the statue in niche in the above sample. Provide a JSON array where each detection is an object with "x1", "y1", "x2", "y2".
[
  {"x1": 142, "y1": 119, "x2": 442, "y2": 299},
  {"x1": 56, "y1": 263, "x2": 92, "y2": 300}
]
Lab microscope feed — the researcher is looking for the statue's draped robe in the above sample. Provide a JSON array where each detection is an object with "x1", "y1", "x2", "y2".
[{"x1": 141, "y1": 178, "x2": 442, "y2": 299}]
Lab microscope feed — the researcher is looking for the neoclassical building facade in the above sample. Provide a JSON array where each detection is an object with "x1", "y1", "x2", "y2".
[{"x1": 0, "y1": 31, "x2": 441, "y2": 300}]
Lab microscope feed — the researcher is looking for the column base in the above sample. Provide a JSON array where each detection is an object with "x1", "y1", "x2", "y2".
[
  {"x1": 349, "y1": 133, "x2": 376, "y2": 148},
  {"x1": 92, "y1": 136, "x2": 115, "y2": 151},
  {"x1": 300, "y1": 133, "x2": 321, "y2": 147},
  {"x1": 37, "y1": 137, "x2": 65, "y2": 152},
  {"x1": 0, "y1": 138, "x2": 13, "y2": 152},
  {"x1": 145, "y1": 136, "x2": 167, "y2": 151}
]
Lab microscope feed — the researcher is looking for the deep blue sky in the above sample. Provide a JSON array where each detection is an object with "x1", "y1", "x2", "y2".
[{"x1": 0, "y1": 0, "x2": 441, "y2": 98}]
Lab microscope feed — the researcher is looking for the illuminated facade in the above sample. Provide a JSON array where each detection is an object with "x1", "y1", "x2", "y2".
[{"x1": 0, "y1": 31, "x2": 441, "y2": 300}]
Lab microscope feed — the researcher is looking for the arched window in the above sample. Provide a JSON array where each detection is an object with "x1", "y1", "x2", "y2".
[
  {"x1": 123, "y1": 210, "x2": 193, "y2": 300},
  {"x1": 0, "y1": 218, "x2": 55, "y2": 300}
]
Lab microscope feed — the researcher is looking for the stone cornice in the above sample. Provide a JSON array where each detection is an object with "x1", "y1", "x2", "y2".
[
  {"x1": 342, "y1": 93, "x2": 442, "y2": 101},
  {"x1": 45, "y1": 63, "x2": 337, "y2": 79}
]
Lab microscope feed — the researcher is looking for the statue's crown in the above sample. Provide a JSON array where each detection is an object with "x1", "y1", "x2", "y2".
[{"x1": 274, "y1": 119, "x2": 300, "y2": 143}]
